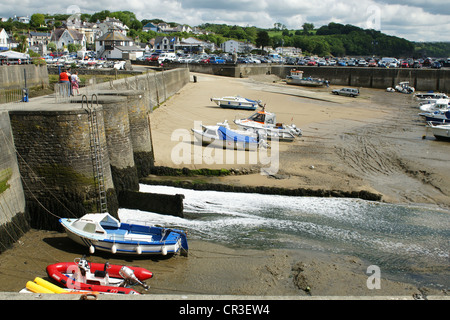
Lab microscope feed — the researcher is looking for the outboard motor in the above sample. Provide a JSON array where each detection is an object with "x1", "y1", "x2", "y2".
[
  {"x1": 119, "y1": 266, "x2": 149, "y2": 290},
  {"x1": 77, "y1": 255, "x2": 90, "y2": 277}
]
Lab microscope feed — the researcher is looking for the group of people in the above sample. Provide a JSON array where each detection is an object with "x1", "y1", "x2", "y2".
[{"x1": 58, "y1": 68, "x2": 80, "y2": 96}]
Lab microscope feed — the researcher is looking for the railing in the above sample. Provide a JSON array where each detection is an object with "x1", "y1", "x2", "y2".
[{"x1": 0, "y1": 88, "x2": 25, "y2": 107}]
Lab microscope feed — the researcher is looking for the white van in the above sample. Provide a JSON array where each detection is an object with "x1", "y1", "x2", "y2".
[{"x1": 158, "y1": 52, "x2": 176, "y2": 62}]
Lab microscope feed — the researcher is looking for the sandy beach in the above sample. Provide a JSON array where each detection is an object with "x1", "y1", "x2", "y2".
[{"x1": 0, "y1": 72, "x2": 448, "y2": 299}]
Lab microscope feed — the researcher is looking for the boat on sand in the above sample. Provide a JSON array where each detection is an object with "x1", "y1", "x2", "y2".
[{"x1": 60, "y1": 213, "x2": 188, "y2": 256}]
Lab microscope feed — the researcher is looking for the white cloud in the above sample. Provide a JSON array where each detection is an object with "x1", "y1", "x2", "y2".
[{"x1": 1, "y1": 0, "x2": 449, "y2": 41}]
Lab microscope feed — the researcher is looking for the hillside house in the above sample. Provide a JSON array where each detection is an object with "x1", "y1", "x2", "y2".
[
  {"x1": 0, "y1": 28, "x2": 8, "y2": 51},
  {"x1": 153, "y1": 36, "x2": 180, "y2": 52},
  {"x1": 95, "y1": 30, "x2": 143, "y2": 59},
  {"x1": 50, "y1": 28, "x2": 86, "y2": 50}
]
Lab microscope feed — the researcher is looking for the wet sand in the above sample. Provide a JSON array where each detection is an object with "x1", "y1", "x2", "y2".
[{"x1": 0, "y1": 72, "x2": 448, "y2": 299}]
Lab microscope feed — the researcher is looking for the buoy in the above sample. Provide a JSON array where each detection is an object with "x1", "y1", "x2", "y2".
[
  {"x1": 89, "y1": 245, "x2": 95, "y2": 254},
  {"x1": 111, "y1": 244, "x2": 117, "y2": 254},
  {"x1": 136, "y1": 245, "x2": 142, "y2": 255},
  {"x1": 34, "y1": 277, "x2": 67, "y2": 294},
  {"x1": 26, "y1": 281, "x2": 54, "y2": 294},
  {"x1": 161, "y1": 246, "x2": 167, "y2": 256}
]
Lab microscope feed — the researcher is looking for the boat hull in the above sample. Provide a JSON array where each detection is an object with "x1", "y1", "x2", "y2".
[
  {"x1": 192, "y1": 129, "x2": 259, "y2": 151},
  {"x1": 286, "y1": 78, "x2": 324, "y2": 87},
  {"x1": 430, "y1": 125, "x2": 450, "y2": 141},
  {"x1": 211, "y1": 97, "x2": 259, "y2": 110},
  {"x1": 60, "y1": 218, "x2": 188, "y2": 256}
]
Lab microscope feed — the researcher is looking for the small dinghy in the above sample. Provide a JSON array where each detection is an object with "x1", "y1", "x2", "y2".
[
  {"x1": 46, "y1": 256, "x2": 152, "y2": 295},
  {"x1": 60, "y1": 213, "x2": 188, "y2": 256}
]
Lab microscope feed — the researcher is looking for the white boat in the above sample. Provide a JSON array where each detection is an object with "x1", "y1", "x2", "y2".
[
  {"x1": 394, "y1": 81, "x2": 415, "y2": 94},
  {"x1": 191, "y1": 124, "x2": 267, "y2": 151},
  {"x1": 427, "y1": 121, "x2": 450, "y2": 141},
  {"x1": 419, "y1": 99, "x2": 450, "y2": 112},
  {"x1": 233, "y1": 109, "x2": 302, "y2": 142},
  {"x1": 285, "y1": 69, "x2": 325, "y2": 87},
  {"x1": 210, "y1": 96, "x2": 263, "y2": 110},
  {"x1": 415, "y1": 92, "x2": 449, "y2": 102},
  {"x1": 60, "y1": 213, "x2": 188, "y2": 256}
]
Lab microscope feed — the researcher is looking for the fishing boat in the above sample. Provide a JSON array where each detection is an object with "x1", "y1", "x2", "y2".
[
  {"x1": 46, "y1": 256, "x2": 152, "y2": 294},
  {"x1": 285, "y1": 69, "x2": 325, "y2": 87},
  {"x1": 419, "y1": 99, "x2": 450, "y2": 112},
  {"x1": 233, "y1": 108, "x2": 302, "y2": 142},
  {"x1": 191, "y1": 124, "x2": 268, "y2": 150},
  {"x1": 427, "y1": 121, "x2": 450, "y2": 141},
  {"x1": 60, "y1": 213, "x2": 188, "y2": 256},
  {"x1": 419, "y1": 110, "x2": 450, "y2": 123},
  {"x1": 210, "y1": 96, "x2": 263, "y2": 110}
]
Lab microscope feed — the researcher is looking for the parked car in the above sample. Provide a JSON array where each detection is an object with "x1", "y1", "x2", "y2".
[
  {"x1": 332, "y1": 87, "x2": 360, "y2": 97},
  {"x1": 412, "y1": 60, "x2": 422, "y2": 68},
  {"x1": 307, "y1": 60, "x2": 317, "y2": 66},
  {"x1": 358, "y1": 59, "x2": 368, "y2": 67},
  {"x1": 209, "y1": 56, "x2": 225, "y2": 64},
  {"x1": 150, "y1": 53, "x2": 160, "y2": 61},
  {"x1": 431, "y1": 61, "x2": 442, "y2": 69},
  {"x1": 400, "y1": 61, "x2": 410, "y2": 68},
  {"x1": 158, "y1": 52, "x2": 176, "y2": 62}
]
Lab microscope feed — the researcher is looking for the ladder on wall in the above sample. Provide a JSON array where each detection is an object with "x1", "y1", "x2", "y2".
[{"x1": 82, "y1": 94, "x2": 108, "y2": 213}]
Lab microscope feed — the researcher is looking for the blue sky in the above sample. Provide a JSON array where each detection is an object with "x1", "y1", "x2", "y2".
[{"x1": 1, "y1": 0, "x2": 449, "y2": 42}]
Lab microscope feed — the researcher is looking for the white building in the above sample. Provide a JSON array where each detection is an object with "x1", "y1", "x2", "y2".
[
  {"x1": 0, "y1": 28, "x2": 9, "y2": 51},
  {"x1": 50, "y1": 28, "x2": 86, "y2": 50},
  {"x1": 95, "y1": 31, "x2": 143, "y2": 59},
  {"x1": 220, "y1": 39, "x2": 255, "y2": 53}
]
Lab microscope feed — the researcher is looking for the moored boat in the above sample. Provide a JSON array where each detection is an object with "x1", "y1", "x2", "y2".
[
  {"x1": 210, "y1": 96, "x2": 262, "y2": 110},
  {"x1": 419, "y1": 110, "x2": 450, "y2": 123},
  {"x1": 427, "y1": 121, "x2": 450, "y2": 141},
  {"x1": 419, "y1": 99, "x2": 450, "y2": 112},
  {"x1": 191, "y1": 124, "x2": 268, "y2": 151},
  {"x1": 234, "y1": 108, "x2": 302, "y2": 142},
  {"x1": 60, "y1": 213, "x2": 188, "y2": 256},
  {"x1": 46, "y1": 256, "x2": 152, "y2": 294},
  {"x1": 285, "y1": 69, "x2": 325, "y2": 87}
]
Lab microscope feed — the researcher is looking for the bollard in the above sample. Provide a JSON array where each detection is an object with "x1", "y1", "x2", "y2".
[{"x1": 193, "y1": 75, "x2": 197, "y2": 83}]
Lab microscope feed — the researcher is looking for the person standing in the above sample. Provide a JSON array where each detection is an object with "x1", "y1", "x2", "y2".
[
  {"x1": 70, "y1": 71, "x2": 80, "y2": 96},
  {"x1": 59, "y1": 68, "x2": 71, "y2": 96}
]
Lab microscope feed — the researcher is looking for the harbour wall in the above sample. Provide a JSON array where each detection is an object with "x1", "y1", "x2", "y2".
[
  {"x1": 0, "y1": 67, "x2": 189, "y2": 235},
  {"x1": 0, "y1": 64, "x2": 49, "y2": 90},
  {"x1": 180, "y1": 63, "x2": 450, "y2": 92},
  {"x1": 0, "y1": 111, "x2": 28, "y2": 253}
]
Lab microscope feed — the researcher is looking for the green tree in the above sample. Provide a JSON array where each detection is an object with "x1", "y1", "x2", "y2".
[
  {"x1": 256, "y1": 30, "x2": 270, "y2": 53},
  {"x1": 30, "y1": 13, "x2": 45, "y2": 28},
  {"x1": 302, "y1": 23, "x2": 314, "y2": 35}
]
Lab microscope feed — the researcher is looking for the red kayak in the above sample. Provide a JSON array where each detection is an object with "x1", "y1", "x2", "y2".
[{"x1": 46, "y1": 257, "x2": 153, "y2": 295}]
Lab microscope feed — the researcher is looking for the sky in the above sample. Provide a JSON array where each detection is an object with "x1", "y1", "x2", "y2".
[{"x1": 1, "y1": 0, "x2": 449, "y2": 42}]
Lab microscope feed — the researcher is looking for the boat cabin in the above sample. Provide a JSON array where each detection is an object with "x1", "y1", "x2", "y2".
[
  {"x1": 289, "y1": 69, "x2": 304, "y2": 79},
  {"x1": 247, "y1": 111, "x2": 276, "y2": 124}
]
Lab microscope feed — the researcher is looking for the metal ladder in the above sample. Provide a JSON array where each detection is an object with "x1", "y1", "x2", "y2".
[{"x1": 82, "y1": 94, "x2": 108, "y2": 213}]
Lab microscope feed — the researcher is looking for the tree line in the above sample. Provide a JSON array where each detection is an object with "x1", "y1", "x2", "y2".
[{"x1": 1, "y1": 11, "x2": 448, "y2": 58}]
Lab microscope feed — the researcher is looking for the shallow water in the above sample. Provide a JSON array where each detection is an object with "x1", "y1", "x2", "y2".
[{"x1": 119, "y1": 184, "x2": 450, "y2": 290}]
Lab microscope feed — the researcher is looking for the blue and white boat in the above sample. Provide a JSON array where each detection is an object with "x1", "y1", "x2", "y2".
[
  {"x1": 191, "y1": 124, "x2": 268, "y2": 151},
  {"x1": 419, "y1": 110, "x2": 450, "y2": 123},
  {"x1": 210, "y1": 96, "x2": 263, "y2": 110},
  {"x1": 60, "y1": 213, "x2": 188, "y2": 256}
]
